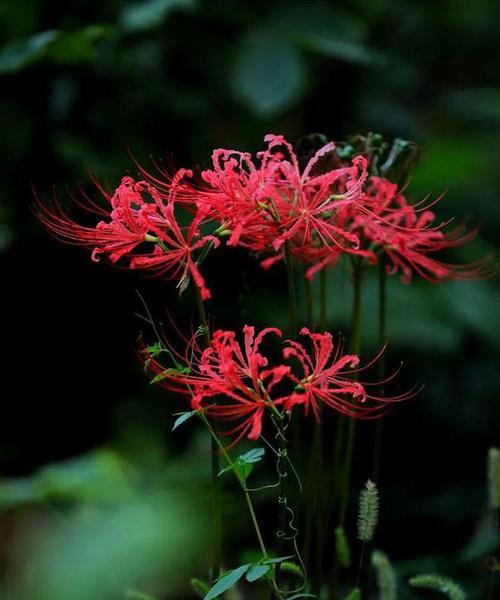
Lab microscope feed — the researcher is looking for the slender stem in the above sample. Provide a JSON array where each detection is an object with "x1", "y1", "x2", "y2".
[
  {"x1": 284, "y1": 243, "x2": 298, "y2": 338},
  {"x1": 373, "y1": 259, "x2": 387, "y2": 480},
  {"x1": 304, "y1": 270, "x2": 314, "y2": 330},
  {"x1": 194, "y1": 288, "x2": 221, "y2": 582},
  {"x1": 276, "y1": 416, "x2": 288, "y2": 557},
  {"x1": 350, "y1": 261, "x2": 363, "y2": 356},
  {"x1": 488, "y1": 510, "x2": 499, "y2": 600},
  {"x1": 356, "y1": 542, "x2": 366, "y2": 588},
  {"x1": 285, "y1": 243, "x2": 301, "y2": 538},
  {"x1": 338, "y1": 261, "x2": 363, "y2": 527},
  {"x1": 320, "y1": 268, "x2": 328, "y2": 331},
  {"x1": 202, "y1": 415, "x2": 268, "y2": 557},
  {"x1": 201, "y1": 414, "x2": 283, "y2": 599}
]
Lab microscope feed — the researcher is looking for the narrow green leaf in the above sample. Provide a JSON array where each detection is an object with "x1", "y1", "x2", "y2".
[
  {"x1": 246, "y1": 563, "x2": 270, "y2": 582},
  {"x1": 263, "y1": 555, "x2": 294, "y2": 564},
  {"x1": 204, "y1": 564, "x2": 250, "y2": 600},
  {"x1": 150, "y1": 367, "x2": 188, "y2": 384},
  {"x1": 172, "y1": 411, "x2": 196, "y2": 431},
  {"x1": 0, "y1": 30, "x2": 59, "y2": 74},
  {"x1": 239, "y1": 448, "x2": 265, "y2": 464},
  {"x1": 120, "y1": 0, "x2": 195, "y2": 32}
]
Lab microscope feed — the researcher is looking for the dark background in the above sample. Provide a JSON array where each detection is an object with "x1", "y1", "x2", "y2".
[{"x1": 0, "y1": 1, "x2": 499, "y2": 598}]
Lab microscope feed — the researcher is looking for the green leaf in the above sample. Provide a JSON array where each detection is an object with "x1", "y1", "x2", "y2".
[
  {"x1": 47, "y1": 25, "x2": 111, "y2": 64},
  {"x1": 172, "y1": 411, "x2": 197, "y2": 431},
  {"x1": 263, "y1": 555, "x2": 294, "y2": 564},
  {"x1": 218, "y1": 462, "x2": 254, "y2": 481},
  {"x1": 120, "y1": 0, "x2": 195, "y2": 33},
  {"x1": 218, "y1": 448, "x2": 265, "y2": 481},
  {"x1": 37, "y1": 448, "x2": 133, "y2": 503},
  {"x1": 239, "y1": 448, "x2": 265, "y2": 464},
  {"x1": 246, "y1": 563, "x2": 270, "y2": 582},
  {"x1": 145, "y1": 342, "x2": 166, "y2": 357},
  {"x1": 204, "y1": 564, "x2": 250, "y2": 600},
  {"x1": 0, "y1": 26, "x2": 112, "y2": 74},
  {"x1": 230, "y1": 30, "x2": 306, "y2": 116},
  {"x1": 0, "y1": 30, "x2": 59, "y2": 74},
  {"x1": 149, "y1": 367, "x2": 188, "y2": 384}
]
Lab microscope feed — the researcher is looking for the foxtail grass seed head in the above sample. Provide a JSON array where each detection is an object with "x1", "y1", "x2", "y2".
[
  {"x1": 357, "y1": 479, "x2": 379, "y2": 542},
  {"x1": 409, "y1": 574, "x2": 466, "y2": 600},
  {"x1": 335, "y1": 525, "x2": 351, "y2": 567},
  {"x1": 280, "y1": 561, "x2": 304, "y2": 578},
  {"x1": 372, "y1": 550, "x2": 397, "y2": 600},
  {"x1": 487, "y1": 447, "x2": 500, "y2": 510}
]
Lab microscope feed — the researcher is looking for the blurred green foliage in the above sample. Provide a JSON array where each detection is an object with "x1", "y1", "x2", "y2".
[
  {"x1": 0, "y1": 0, "x2": 499, "y2": 598},
  {"x1": 0, "y1": 442, "x2": 209, "y2": 599}
]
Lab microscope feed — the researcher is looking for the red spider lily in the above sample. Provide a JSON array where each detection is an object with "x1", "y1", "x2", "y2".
[
  {"x1": 193, "y1": 134, "x2": 369, "y2": 262},
  {"x1": 350, "y1": 176, "x2": 493, "y2": 282},
  {"x1": 35, "y1": 173, "x2": 218, "y2": 300},
  {"x1": 144, "y1": 326, "x2": 290, "y2": 445},
  {"x1": 143, "y1": 324, "x2": 413, "y2": 444},
  {"x1": 282, "y1": 327, "x2": 414, "y2": 420},
  {"x1": 129, "y1": 205, "x2": 220, "y2": 300},
  {"x1": 35, "y1": 176, "x2": 152, "y2": 263}
]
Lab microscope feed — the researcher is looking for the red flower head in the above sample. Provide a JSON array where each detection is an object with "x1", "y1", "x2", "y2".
[
  {"x1": 144, "y1": 324, "x2": 414, "y2": 445},
  {"x1": 144, "y1": 326, "x2": 289, "y2": 445},
  {"x1": 282, "y1": 327, "x2": 414, "y2": 419},
  {"x1": 349, "y1": 176, "x2": 494, "y2": 283},
  {"x1": 194, "y1": 134, "x2": 369, "y2": 270},
  {"x1": 35, "y1": 176, "x2": 152, "y2": 263},
  {"x1": 36, "y1": 172, "x2": 218, "y2": 300}
]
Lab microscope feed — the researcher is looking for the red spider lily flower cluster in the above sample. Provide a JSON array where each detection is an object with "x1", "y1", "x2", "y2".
[
  {"x1": 143, "y1": 326, "x2": 412, "y2": 445},
  {"x1": 341, "y1": 176, "x2": 493, "y2": 283},
  {"x1": 35, "y1": 172, "x2": 218, "y2": 300},
  {"x1": 36, "y1": 133, "x2": 491, "y2": 302}
]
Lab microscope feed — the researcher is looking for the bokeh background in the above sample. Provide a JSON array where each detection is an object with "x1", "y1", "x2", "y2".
[{"x1": 0, "y1": 1, "x2": 499, "y2": 598}]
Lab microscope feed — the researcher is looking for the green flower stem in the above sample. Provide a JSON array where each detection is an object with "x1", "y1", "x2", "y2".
[
  {"x1": 320, "y1": 267, "x2": 328, "y2": 331},
  {"x1": 285, "y1": 242, "x2": 302, "y2": 559},
  {"x1": 488, "y1": 509, "x2": 499, "y2": 600},
  {"x1": 338, "y1": 260, "x2": 363, "y2": 527},
  {"x1": 194, "y1": 288, "x2": 221, "y2": 583},
  {"x1": 277, "y1": 415, "x2": 288, "y2": 557},
  {"x1": 373, "y1": 258, "x2": 387, "y2": 480},
  {"x1": 304, "y1": 270, "x2": 314, "y2": 330},
  {"x1": 284, "y1": 242, "x2": 298, "y2": 338},
  {"x1": 356, "y1": 542, "x2": 366, "y2": 588},
  {"x1": 200, "y1": 413, "x2": 283, "y2": 599}
]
